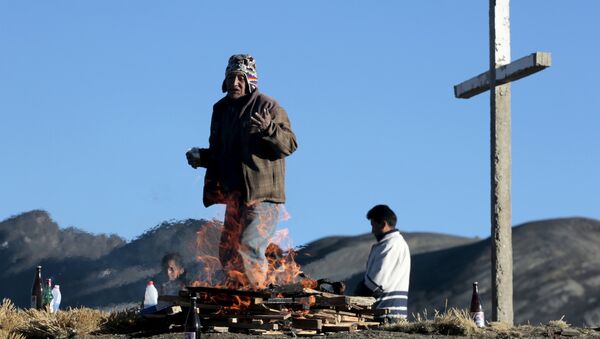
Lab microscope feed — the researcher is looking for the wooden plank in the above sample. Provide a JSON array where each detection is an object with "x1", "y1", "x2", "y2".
[
  {"x1": 340, "y1": 315, "x2": 360, "y2": 322},
  {"x1": 292, "y1": 318, "x2": 323, "y2": 330},
  {"x1": 314, "y1": 295, "x2": 375, "y2": 307},
  {"x1": 248, "y1": 329, "x2": 284, "y2": 335},
  {"x1": 359, "y1": 313, "x2": 375, "y2": 321},
  {"x1": 158, "y1": 295, "x2": 221, "y2": 310},
  {"x1": 248, "y1": 304, "x2": 285, "y2": 314},
  {"x1": 228, "y1": 321, "x2": 279, "y2": 331},
  {"x1": 253, "y1": 313, "x2": 291, "y2": 320},
  {"x1": 454, "y1": 52, "x2": 551, "y2": 98},
  {"x1": 322, "y1": 322, "x2": 358, "y2": 332},
  {"x1": 208, "y1": 326, "x2": 229, "y2": 333},
  {"x1": 261, "y1": 297, "x2": 296, "y2": 304},
  {"x1": 305, "y1": 311, "x2": 338, "y2": 323},
  {"x1": 334, "y1": 310, "x2": 359, "y2": 317}
]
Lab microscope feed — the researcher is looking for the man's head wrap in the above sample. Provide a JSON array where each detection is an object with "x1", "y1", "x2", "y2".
[{"x1": 221, "y1": 54, "x2": 258, "y2": 93}]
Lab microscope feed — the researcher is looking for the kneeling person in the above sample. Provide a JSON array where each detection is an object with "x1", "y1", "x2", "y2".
[
  {"x1": 363, "y1": 205, "x2": 411, "y2": 321},
  {"x1": 160, "y1": 253, "x2": 188, "y2": 296}
]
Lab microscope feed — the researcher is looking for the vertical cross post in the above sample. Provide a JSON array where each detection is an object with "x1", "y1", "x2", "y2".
[
  {"x1": 489, "y1": 0, "x2": 513, "y2": 325},
  {"x1": 455, "y1": 0, "x2": 550, "y2": 326}
]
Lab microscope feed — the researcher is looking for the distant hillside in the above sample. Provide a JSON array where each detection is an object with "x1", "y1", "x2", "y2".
[
  {"x1": 0, "y1": 210, "x2": 125, "y2": 275},
  {"x1": 0, "y1": 211, "x2": 219, "y2": 308},
  {"x1": 0, "y1": 211, "x2": 598, "y2": 327},
  {"x1": 295, "y1": 231, "x2": 477, "y2": 284}
]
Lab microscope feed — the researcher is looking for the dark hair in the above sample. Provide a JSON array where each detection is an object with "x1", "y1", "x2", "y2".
[
  {"x1": 161, "y1": 252, "x2": 184, "y2": 270},
  {"x1": 366, "y1": 204, "x2": 397, "y2": 227}
]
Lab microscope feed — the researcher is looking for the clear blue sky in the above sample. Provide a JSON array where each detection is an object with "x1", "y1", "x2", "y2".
[{"x1": 1, "y1": 1, "x2": 598, "y2": 246}]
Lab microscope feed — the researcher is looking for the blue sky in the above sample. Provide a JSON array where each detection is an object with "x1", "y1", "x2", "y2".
[{"x1": 1, "y1": 1, "x2": 598, "y2": 246}]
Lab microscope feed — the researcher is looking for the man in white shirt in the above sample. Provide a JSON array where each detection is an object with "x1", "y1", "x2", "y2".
[{"x1": 360, "y1": 204, "x2": 411, "y2": 322}]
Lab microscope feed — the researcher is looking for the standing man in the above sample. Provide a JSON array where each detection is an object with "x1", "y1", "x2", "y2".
[
  {"x1": 358, "y1": 205, "x2": 411, "y2": 322},
  {"x1": 186, "y1": 54, "x2": 298, "y2": 289}
]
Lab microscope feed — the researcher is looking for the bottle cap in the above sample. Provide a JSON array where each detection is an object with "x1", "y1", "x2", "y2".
[
  {"x1": 54, "y1": 285, "x2": 60, "y2": 288},
  {"x1": 147, "y1": 281, "x2": 154, "y2": 285}
]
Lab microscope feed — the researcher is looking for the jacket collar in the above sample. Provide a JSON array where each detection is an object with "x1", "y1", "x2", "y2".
[
  {"x1": 223, "y1": 90, "x2": 259, "y2": 118},
  {"x1": 376, "y1": 229, "x2": 399, "y2": 242}
]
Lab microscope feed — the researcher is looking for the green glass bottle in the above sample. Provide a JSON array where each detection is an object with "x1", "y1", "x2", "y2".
[{"x1": 42, "y1": 278, "x2": 53, "y2": 312}]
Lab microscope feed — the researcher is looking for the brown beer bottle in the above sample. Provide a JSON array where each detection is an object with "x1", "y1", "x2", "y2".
[
  {"x1": 31, "y1": 265, "x2": 43, "y2": 309},
  {"x1": 184, "y1": 296, "x2": 202, "y2": 338},
  {"x1": 470, "y1": 281, "x2": 485, "y2": 327}
]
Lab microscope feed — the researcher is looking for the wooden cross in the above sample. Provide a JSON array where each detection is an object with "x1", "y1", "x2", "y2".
[{"x1": 453, "y1": 0, "x2": 551, "y2": 325}]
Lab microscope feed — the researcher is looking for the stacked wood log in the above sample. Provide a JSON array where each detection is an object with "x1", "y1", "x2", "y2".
[{"x1": 150, "y1": 285, "x2": 385, "y2": 335}]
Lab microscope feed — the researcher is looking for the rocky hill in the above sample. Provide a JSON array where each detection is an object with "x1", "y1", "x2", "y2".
[{"x1": 0, "y1": 210, "x2": 598, "y2": 327}]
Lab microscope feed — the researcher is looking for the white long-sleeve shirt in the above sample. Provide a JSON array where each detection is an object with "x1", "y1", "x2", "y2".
[{"x1": 364, "y1": 230, "x2": 411, "y2": 319}]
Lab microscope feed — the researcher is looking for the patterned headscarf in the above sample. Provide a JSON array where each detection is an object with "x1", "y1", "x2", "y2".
[{"x1": 221, "y1": 54, "x2": 258, "y2": 93}]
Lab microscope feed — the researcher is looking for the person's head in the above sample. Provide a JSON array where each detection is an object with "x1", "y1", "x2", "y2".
[
  {"x1": 366, "y1": 204, "x2": 397, "y2": 239},
  {"x1": 161, "y1": 253, "x2": 185, "y2": 281},
  {"x1": 222, "y1": 54, "x2": 258, "y2": 99}
]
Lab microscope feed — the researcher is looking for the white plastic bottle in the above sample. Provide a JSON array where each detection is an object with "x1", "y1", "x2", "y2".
[
  {"x1": 51, "y1": 285, "x2": 61, "y2": 313},
  {"x1": 143, "y1": 281, "x2": 158, "y2": 308}
]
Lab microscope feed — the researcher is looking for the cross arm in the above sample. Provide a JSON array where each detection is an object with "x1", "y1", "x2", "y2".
[{"x1": 454, "y1": 52, "x2": 551, "y2": 99}]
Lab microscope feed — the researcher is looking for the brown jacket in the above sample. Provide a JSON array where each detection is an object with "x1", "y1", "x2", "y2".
[{"x1": 199, "y1": 90, "x2": 297, "y2": 207}]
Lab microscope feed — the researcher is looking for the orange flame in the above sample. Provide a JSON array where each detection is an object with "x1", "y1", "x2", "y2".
[{"x1": 192, "y1": 207, "x2": 314, "y2": 304}]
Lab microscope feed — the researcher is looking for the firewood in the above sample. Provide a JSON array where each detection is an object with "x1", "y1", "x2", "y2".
[
  {"x1": 292, "y1": 318, "x2": 322, "y2": 330},
  {"x1": 322, "y1": 322, "x2": 358, "y2": 332},
  {"x1": 208, "y1": 326, "x2": 229, "y2": 333},
  {"x1": 248, "y1": 329, "x2": 284, "y2": 335},
  {"x1": 340, "y1": 315, "x2": 360, "y2": 322},
  {"x1": 304, "y1": 311, "x2": 338, "y2": 323},
  {"x1": 315, "y1": 295, "x2": 375, "y2": 308},
  {"x1": 262, "y1": 297, "x2": 296, "y2": 304},
  {"x1": 253, "y1": 313, "x2": 291, "y2": 320},
  {"x1": 249, "y1": 304, "x2": 285, "y2": 314},
  {"x1": 360, "y1": 316, "x2": 375, "y2": 322},
  {"x1": 335, "y1": 310, "x2": 359, "y2": 316}
]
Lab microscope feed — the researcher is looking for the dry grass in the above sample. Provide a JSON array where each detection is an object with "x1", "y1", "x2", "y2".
[
  {"x1": 19, "y1": 307, "x2": 108, "y2": 338},
  {"x1": 384, "y1": 307, "x2": 479, "y2": 336},
  {"x1": 384, "y1": 307, "x2": 600, "y2": 338},
  {"x1": 0, "y1": 299, "x2": 27, "y2": 338},
  {"x1": 0, "y1": 298, "x2": 141, "y2": 338},
  {"x1": 99, "y1": 307, "x2": 142, "y2": 334}
]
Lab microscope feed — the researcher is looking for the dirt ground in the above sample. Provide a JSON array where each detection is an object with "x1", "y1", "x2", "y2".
[
  {"x1": 85, "y1": 327, "x2": 600, "y2": 339},
  {"x1": 89, "y1": 331, "x2": 463, "y2": 339}
]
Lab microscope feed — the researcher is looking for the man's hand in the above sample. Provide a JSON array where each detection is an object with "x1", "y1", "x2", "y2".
[
  {"x1": 186, "y1": 147, "x2": 202, "y2": 168},
  {"x1": 250, "y1": 108, "x2": 272, "y2": 134}
]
